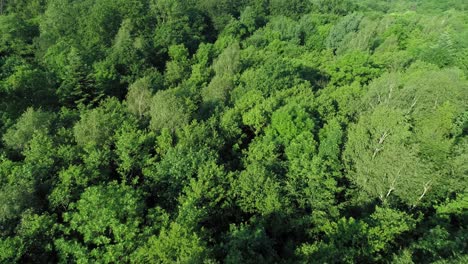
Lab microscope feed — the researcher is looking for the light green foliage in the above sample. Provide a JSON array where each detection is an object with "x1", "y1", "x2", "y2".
[
  {"x1": 286, "y1": 119, "x2": 342, "y2": 217},
  {"x1": 0, "y1": 0, "x2": 467, "y2": 262},
  {"x1": 133, "y1": 222, "x2": 210, "y2": 263},
  {"x1": 235, "y1": 98, "x2": 340, "y2": 217},
  {"x1": 0, "y1": 156, "x2": 16, "y2": 186},
  {"x1": 155, "y1": 128, "x2": 174, "y2": 156},
  {"x1": 299, "y1": 217, "x2": 372, "y2": 263},
  {"x1": 316, "y1": 82, "x2": 363, "y2": 122},
  {"x1": 202, "y1": 43, "x2": 240, "y2": 112},
  {"x1": 57, "y1": 183, "x2": 144, "y2": 263},
  {"x1": 115, "y1": 123, "x2": 154, "y2": 179},
  {"x1": 338, "y1": 17, "x2": 379, "y2": 54},
  {"x1": 326, "y1": 13, "x2": 363, "y2": 51},
  {"x1": 188, "y1": 43, "x2": 214, "y2": 86},
  {"x1": 73, "y1": 98, "x2": 128, "y2": 147},
  {"x1": 239, "y1": 57, "x2": 305, "y2": 95},
  {"x1": 367, "y1": 207, "x2": 416, "y2": 254},
  {"x1": 236, "y1": 163, "x2": 283, "y2": 215},
  {"x1": 213, "y1": 42, "x2": 240, "y2": 76},
  {"x1": 269, "y1": 103, "x2": 315, "y2": 144},
  {"x1": 263, "y1": 16, "x2": 302, "y2": 45},
  {"x1": 345, "y1": 105, "x2": 432, "y2": 204},
  {"x1": 347, "y1": 66, "x2": 468, "y2": 204},
  {"x1": 22, "y1": 131, "x2": 55, "y2": 181},
  {"x1": 299, "y1": 207, "x2": 415, "y2": 263},
  {"x1": 48, "y1": 165, "x2": 88, "y2": 209},
  {"x1": 3, "y1": 108, "x2": 54, "y2": 150},
  {"x1": 326, "y1": 51, "x2": 381, "y2": 86},
  {"x1": 311, "y1": 0, "x2": 356, "y2": 15},
  {"x1": 165, "y1": 44, "x2": 191, "y2": 87},
  {"x1": 437, "y1": 193, "x2": 468, "y2": 221},
  {"x1": 202, "y1": 76, "x2": 234, "y2": 111},
  {"x1": 149, "y1": 89, "x2": 191, "y2": 132},
  {"x1": 0, "y1": 236, "x2": 23, "y2": 263},
  {"x1": 126, "y1": 76, "x2": 155, "y2": 118}
]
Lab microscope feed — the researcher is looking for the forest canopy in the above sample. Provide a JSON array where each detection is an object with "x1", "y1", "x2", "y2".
[{"x1": 0, "y1": 0, "x2": 467, "y2": 263}]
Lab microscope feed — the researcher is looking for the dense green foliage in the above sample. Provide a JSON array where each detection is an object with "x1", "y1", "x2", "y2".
[{"x1": 1, "y1": 0, "x2": 467, "y2": 263}]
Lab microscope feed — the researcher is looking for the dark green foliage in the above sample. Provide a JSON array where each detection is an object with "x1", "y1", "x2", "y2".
[
  {"x1": 225, "y1": 222, "x2": 277, "y2": 263},
  {"x1": 0, "y1": 0, "x2": 466, "y2": 263}
]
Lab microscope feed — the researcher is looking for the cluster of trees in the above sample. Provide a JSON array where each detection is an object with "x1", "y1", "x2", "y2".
[{"x1": 0, "y1": 0, "x2": 467, "y2": 263}]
